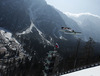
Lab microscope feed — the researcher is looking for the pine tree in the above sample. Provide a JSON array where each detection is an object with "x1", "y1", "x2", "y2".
[
  {"x1": 74, "y1": 38, "x2": 81, "y2": 68},
  {"x1": 43, "y1": 49, "x2": 60, "y2": 76},
  {"x1": 84, "y1": 37, "x2": 95, "y2": 64}
]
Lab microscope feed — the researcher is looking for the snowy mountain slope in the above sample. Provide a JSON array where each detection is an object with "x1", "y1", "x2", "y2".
[
  {"x1": 0, "y1": 28, "x2": 26, "y2": 59},
  {"x1": 61, "y1": 65, "x2": 100, "y2": 76},
  {"x1": 0, "y1": 0, "x2": 100, "y2": 76},
  {"x1": 0, "y1": 0, "x2": 80, "y2": 46},
  {"x1": 65, "y1": 12, "x2": 100, "y2": 42},
  {"x1": 0, "y1": 0, "x2": 100, "y2": 59},
  {"x1": 17, "y1": 21, "x2": 52, "y2": 45}
]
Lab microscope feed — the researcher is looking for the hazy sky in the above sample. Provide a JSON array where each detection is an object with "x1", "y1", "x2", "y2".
[{"x1": 45, "y1": 0, "x2": 100, "y2": 16}]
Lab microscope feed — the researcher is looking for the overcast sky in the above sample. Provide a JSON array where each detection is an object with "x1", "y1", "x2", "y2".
[{"x1": 45, "y1": 0, "x2": 100, "y2": 16}]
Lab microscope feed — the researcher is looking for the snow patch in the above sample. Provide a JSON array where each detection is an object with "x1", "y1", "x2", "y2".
[
  {"x1": 31, "y1": 21, "x2": 42, "y2": 37},
  {"x1": 0, "y1": 29, "x2": 12, "y2": 40},
  {"x1": 4, "y1": 32, "x2": 12, "y2": 40},
  {"x1": 16, "y1": 22, "x2": 33, "y2": 35},
  {"x1": 61, "y1": 66, "x2": 100, "y2": 76},
  {"x1": 31, "y1": 21, "x2": 52, "y2": 45},
  {"x1": 59, "y1": 36, "x2": 67, "y2": 40},
  {"x1": 64, "y1": 12, "x2": 100, "y2": 19},
  {"x1": 27, "y1": 1, "x2": 52, "y2": 45},
  {"x1": 16, "y1": 21, "x2": 52, "y2": 45},
  {"x1": 0, "y1": 28, "x2": 19, "y2": 44}
]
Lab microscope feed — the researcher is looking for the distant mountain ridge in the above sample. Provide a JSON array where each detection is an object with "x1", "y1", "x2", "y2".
[
  {"x1": 65, "y1": 12, "x2": 100, "y2": 42},
  {"x1": 0, "y1": 0, "x2": 100, "y2": 76},
  {"x1": 0, "y1": 0, "x2": 81, "y2": 44}
]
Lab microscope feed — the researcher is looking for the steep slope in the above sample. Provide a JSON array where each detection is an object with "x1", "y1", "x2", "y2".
[
  {"x1": 0, "y1": 0, "x2": 31, "y2": 32},
  {"x1": 0, "y1": 0, "x2": 81, "y2": 46},
  {"x1": 0, "y1": 0, "x2": 100, "y2": 76},
  {"x1": 0, "y1": 28, "x2": 26, "y2": 58}
]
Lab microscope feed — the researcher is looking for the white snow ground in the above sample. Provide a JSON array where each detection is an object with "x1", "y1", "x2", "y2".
[{"x1": 61, "y1": 66, "x2": 100, "y2": 76}]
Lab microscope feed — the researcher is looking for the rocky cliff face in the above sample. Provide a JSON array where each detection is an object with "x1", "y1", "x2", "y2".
[
  {"x1": 0, "y1": 0, "x2": 31, "y2": 32},
  {"x1": 0, "y1": 28, "x2": 26, "y2": 59},
  {"x1": 0, "y1": 0, "x2": 89, "y2": 57},
  {"x1": 0, "y1": 0, "x2": 79, "y2": 41},
  {"x1": 0, "y1": 0, "x2": 100, "y2": 76}
]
